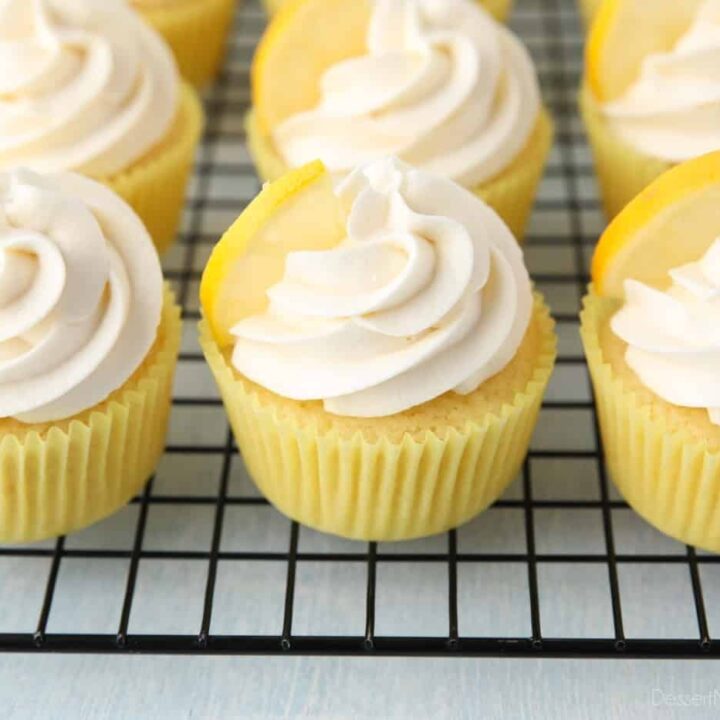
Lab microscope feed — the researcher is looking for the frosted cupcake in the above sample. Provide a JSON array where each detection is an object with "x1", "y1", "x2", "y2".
[
  {"x1": 581, "y1": 0, "x2": 720, "y2": 218},
  {"x1": 263, "y1": 0, "x2": 514, "y2": 23},
  {"x1": 581, "y1": 151, "x2": 720, "y2": 552},
  {"x1": 131, "y1": 0, "x2": 237, "y2": 87},
  {"x1": 248, "y1": 0, "x2": 554, "y2": 240},
  {"x1": 0, "y1": 169, "x2": 181, "y2": 543},
  {"x1": 200, "y1": 157, "x2": 556, "y2": 541},
  {"x1": 0, "y1": 0, "x2": 204, "y2": 253}
]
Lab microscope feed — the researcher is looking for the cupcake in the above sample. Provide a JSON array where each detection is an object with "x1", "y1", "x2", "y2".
[
  {"x1": 0, "y1": 0, "x2": 204, "y2": 253},
  {"x1": 0, "y1": 169, "x2": 181, "y2": 543},
  {"x1": 581, "y1": 0, "x2": 720, "y2": 219},
  {"x1": 199, "y1": 157, "x2": 556, "y2": 541},
  {"x1": 581, "y1": 151, "x2": 720, "y2": 552},
  {"x1": 263, "y1": 0, "x2": 514, "y2": 24},
  {"x1": 248, "y1": 0, "x2": 553, "y2": 240},
  {"x1": 131, "y1": 0, "x2": 237, "y2": 87}
]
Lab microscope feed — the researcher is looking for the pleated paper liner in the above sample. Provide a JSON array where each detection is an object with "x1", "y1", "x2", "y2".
[
  {"x1": 0, "y1": 286, "x2": 182, "y2": 544},
  {"x1": 102, "y1": 83, "x2": 204, "y2": 255},
  {"x1": 581, "y1": 290, "x2": 720, "y2": 553},
  {"x1": 137, "y1": 0, "x2": 237, "y2": 88},
  {"x1": 246, "y1": 108, "x2": 554, "y2": 242},
  {"x1": 262, "y1": 0, "x2": 514, "y2": 21},
  {"x1": 201, "y1": 294, "x2": 556, "y2": 541},
  {"x1": 579, "y1": 86, "x2": 671, "y2": 221}
]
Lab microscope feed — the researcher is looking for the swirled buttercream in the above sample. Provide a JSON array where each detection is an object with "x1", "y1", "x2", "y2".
[
  {"x1": 611, "y1": 238, "x2": 720, "y2": 425},
  {"x1": 231, "y1": 157, "x2": 533, "y2": 418},
  {"x1": 0, "y1": 0, "x2": 178, "y2": 176},
  {"x1": 602, "y1": 0, "x2": 720, "y2": 162},
  {"x1": 0, "y1": 168, "x2": 162, "y2": 423},
  {"x1": 273, "y1": 0, "x2": 541, "y2": 187}
]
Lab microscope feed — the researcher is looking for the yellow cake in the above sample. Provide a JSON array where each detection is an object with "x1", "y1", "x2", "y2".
[
  {"x1": 132, "y1": 0, "x2": 238, "y2": 87},
  {"x1": 199, "y1": 159, "x2": 557, "y2": 540},
  {"x1": 581, "y1": 152, "x2": 720, "y2": 552},
  {"x1": 581, "y1": 0, "x2": 719, "y2": 219},
  {"x1": 0, "y1": 171, "x2": 181, "y2": 543},
  {"x1": 249, "y1": 0, "x2": 553, "y2": 241},
  {"x1": 0, "y1": 0, "x2": 204, "y2": 254}
]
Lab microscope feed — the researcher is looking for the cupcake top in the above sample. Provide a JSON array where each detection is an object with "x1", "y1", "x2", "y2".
[
  {"x1": 0, "y1": 168, "x2": 163, "y2": 424},
  {"x1": 0, "y1": 0, "x2": 179, "y2": 176},
  {"x1": 601, "y1": 0, "x2": 720, "y2": 163},
  {"x1": 273, "y1": 0, "x2": 541, "y2": 187},
  {"x1": 611, "y1": 238, "x2": 720, "y2": 425},
  {"x1": 231, "y1": 157, "x2": 533, "y2": 418}
]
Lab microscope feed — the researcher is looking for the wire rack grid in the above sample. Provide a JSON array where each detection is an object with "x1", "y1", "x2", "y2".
[{"x1": 0, "y1": 0, "x2": 718, "y2": 659}]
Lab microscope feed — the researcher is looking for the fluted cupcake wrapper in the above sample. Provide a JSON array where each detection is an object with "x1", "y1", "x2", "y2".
[
  {"x1": 200, "y1": 296, "x2": 556, "y2": 541},
  {"x1": 104, "y1": 83, "x2": 204, "y2": 255},
  {"x1": 245, "y1": 108, "x2": 554, "y2": 243},
  {"x1": 579, "y1": 86, "x2": 671, "y2": 221},
  {"x1": 581, "y1": 291, "x2": 720, "y2": 553},
  {"x1": 262, "y1": 0, "x2": 513, "y2": 22},
  {"x1": 0, "y1": 286, "x2": 181, "y2": 544},
  {"x1": 138, "y1": 0, "x2": 238, "y2": 88}
]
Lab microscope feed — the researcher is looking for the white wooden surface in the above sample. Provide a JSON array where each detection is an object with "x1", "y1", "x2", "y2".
[{"x1": 2, "y1": 656, "x2": 720, "y2": 719}]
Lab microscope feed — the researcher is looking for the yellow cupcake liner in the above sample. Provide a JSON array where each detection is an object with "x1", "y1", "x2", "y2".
[
  {"x1": 102, "y1": 83, "x2": 204, "y2": 255},
  {"x1": 200, "y1": 295, "x2": 556, "y2": 541},
  {"x1": 246, "y1": 108, "x2": 554, "y2": 242},
  {"x1": 0, "y1": 286, "x2": 181, "y2": 544},
  {"x1": 136, "y1": 0, "x2": 238, "y2": 88},
  {"x1": 578, "y1": 0, "x2": 601, "y2": 30},
  {"x1": 580, "y1": 85, "x2": 671, "y2": 221},
  {"x1": 474, "y1": 109, "x2": 554, "y2": 241},
  {"x1": 581, "y1": 290, "x2": 720, "y2": 553},
  {"x1": 262, "y1": 0, "x2": 513, "y2": 22}
]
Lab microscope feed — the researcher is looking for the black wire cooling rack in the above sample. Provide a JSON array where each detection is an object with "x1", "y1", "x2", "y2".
[{"x1": 0, "y1": 0, "x2": 718, "y2": 659}]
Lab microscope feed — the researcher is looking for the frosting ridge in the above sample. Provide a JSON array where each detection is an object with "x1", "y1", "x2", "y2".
[
  {"x1": 601, "y1": 0, "x2": 720, "y2": 163},
  {"x1": 0, "y1": 0, "x2": 178, "y2": 176},
  {"x1": 231, "y1": 157, "x2": 533, "y2": 418},
  {"x1": 611, "y1": 237, "x2": 720, "y2": 425},
  {"x1": 0, "y1": 169, "x2": 163, "y2": 423},
  {"x1": 273, "y1": 0, "x2": 541, "y2": 187}
]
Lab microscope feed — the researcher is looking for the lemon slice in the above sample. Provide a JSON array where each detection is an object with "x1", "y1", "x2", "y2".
[
  {"x1": 253, "y1": 0, "x2": 372, "y2": 135},
  {"x1": 592, "y1": 151, "x2": 720, "y2": 298},
  {"x1": 200, "y1": 161, "x2": 345, "y2": 347},
  {"x1": 586, "y1": 0, "x2": 702, "y2": 102}
]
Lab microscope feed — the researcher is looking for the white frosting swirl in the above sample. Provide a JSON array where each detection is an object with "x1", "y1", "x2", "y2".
[
  {"x1": 273, "y1": 0, "x2": 541, "y2": 187},
  {"x1": 231, "y1": 157, "x2": 533, "y2": 418},
  {"x1": 0, "y1": 169, "x2": 162, "y2": 423},
  {"x1": 602, "y1": 0, "x2": 720, "y2": 163},
  {"x1": 611, "y1": 238, "x2": 720, "y2": 426},
  {"x1": 0, "y1": 0, "x2": 178, "y2": 176}
]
